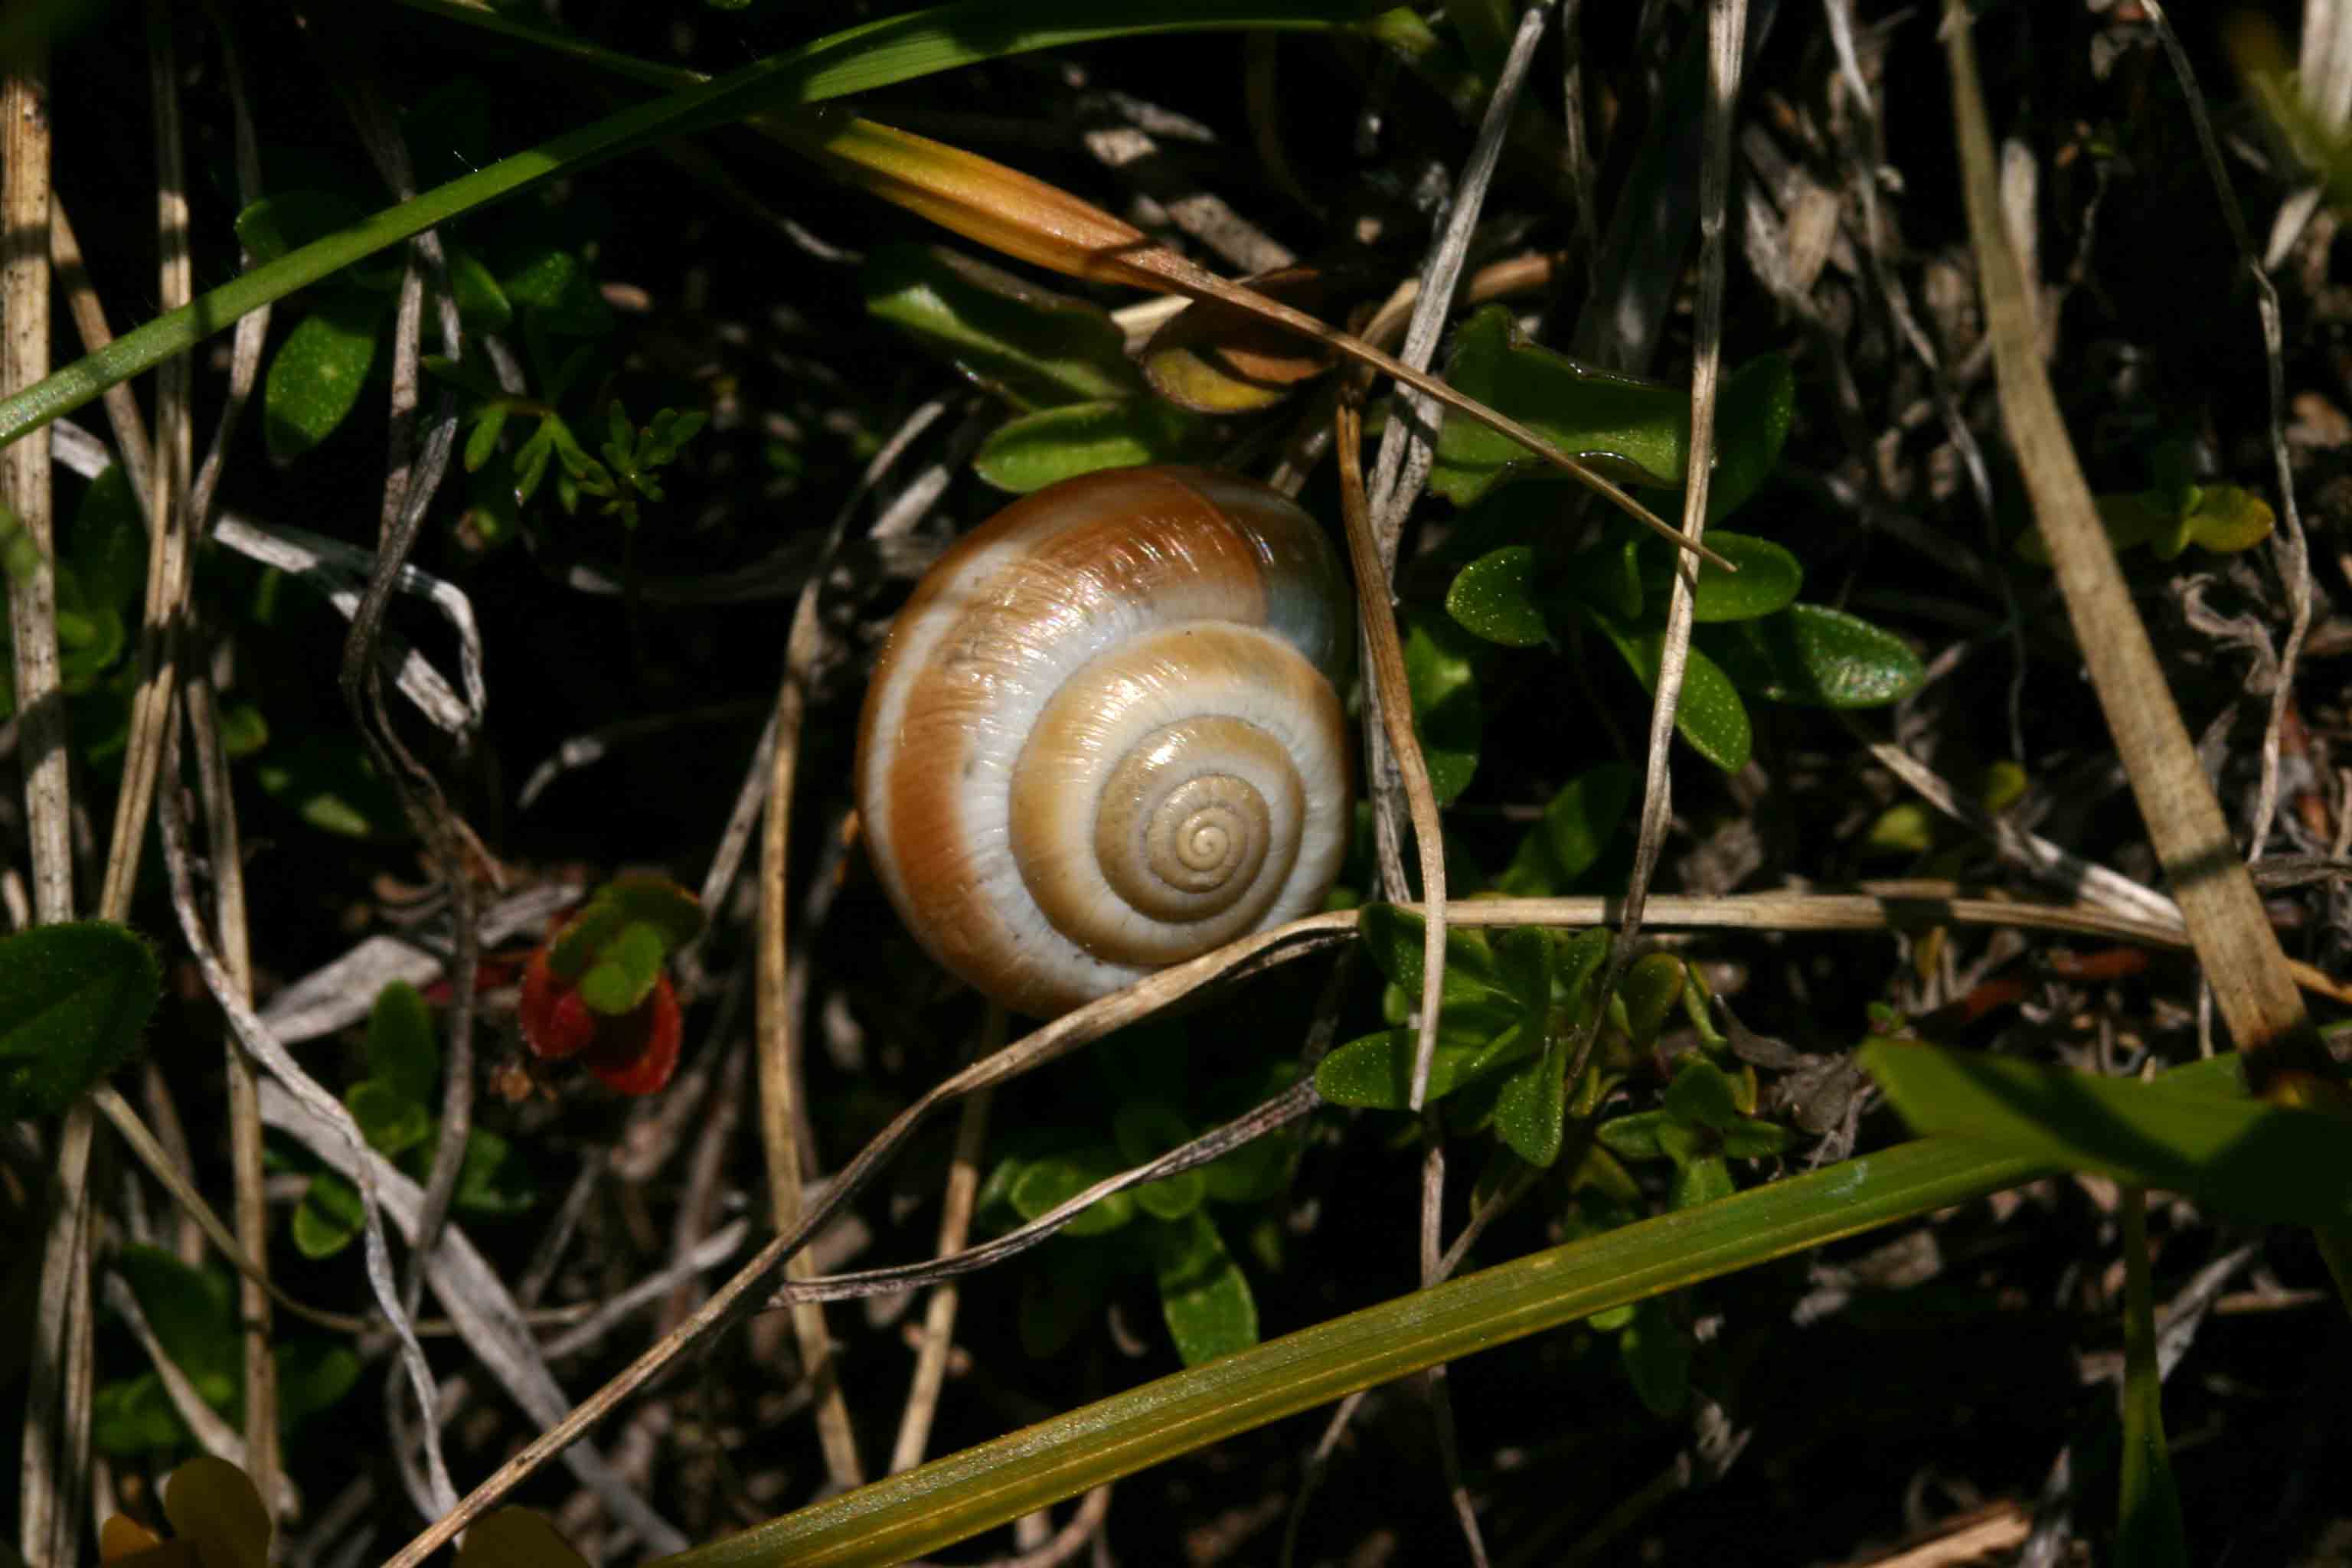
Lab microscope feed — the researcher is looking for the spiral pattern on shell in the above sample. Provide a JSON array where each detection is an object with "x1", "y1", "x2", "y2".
[{"x1": 855, "y1": 466, "x2": 1355, "y2": 1018}]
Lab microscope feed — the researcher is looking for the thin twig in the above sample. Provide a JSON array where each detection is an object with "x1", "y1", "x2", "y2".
[
  {"x1": 186, "y1": 671, "x2": 280, "y2": 1507},
  {"x1": 98, "y1": 0, "x2": 194, "y2": 924},
  {"x1": 1334, "y1": 401, "x2": 1447, "y2": 1115},
  {"x1": 155, "y1": 715, "x2": 459, "y2": 1528},
  {"x1": 1599, "y1": 0, "x2": 1747, "y2": 1083},
  {"x1": 756, "y1": 462, "x2": 867, "y2": 1492},
  {"x1": 5, "y1": 36, "x2": 88, "y2": 1568},
  {"x1": 47, "y1": 194, "x2": 155, "y2": 521},
  {"x1": 890, "y1": 1007, "x2": 1005, "y2": 1474},
  {"x1": 1942, "y1": 0, "x2": 2321, "y2": 1077}
]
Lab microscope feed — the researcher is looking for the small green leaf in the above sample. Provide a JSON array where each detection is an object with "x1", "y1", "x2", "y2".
[
  {"x1": 1707, "y1": 354, "x2": 1798, "y2": 524},
  {"x1": 1543, "y1": 763, "x2": 1637, "y2": 884},
  {"x1": 1315, "y1": 1022, "x2": 1534, "y2": 1109},
  {"x1": 1011, "y1": 1148, "x2": 1136, "y2": 1236},
  {"x1": 971, "y1": 398, "x2": 1210, "y2": 493},
  {"x1": 93, "y1": 1374, "x2": 185, "y2": 1456},
  {"x1": 275, "y1": 1339, "x2": 361, "y2": 1429},
  {"x1": 499, "y1": 243, "x2": 580, "y2": 311},
  {"x1": 0, "y1": 503, "x2": 41, "y2": 583},
  {"x1": 365, "y1": 981, "x2": 439, "y2": 1105},
  {"x1": 1152, "y1": 1210, "x2": 1258, "y2": 1367},
  {"x1": 1698, "y1": 603, "x2": 1924, "y2": 709},
  {"x1": 1863, "y1": 801, "x2": 1938, "y2": 856},
  {"x1": 255, "y1": 737, "x2": 407, "y2": 839},
  {"x1": 1584, "y1": 608, "x2": 1753, "y2": 772},
  {"x1": 217, "y1": 703, "x2": 269, "y2": 759},
  {"x1": 864, "y1": 243, "x2": 1146, "y2": 411},
  {"x1": 1357, "y1": 904, "x2": 1508, "y2": 1008},
  {"x1": 1200, "y1": 1122, "x2": 1298, "y2": 1205},
  {"x1": 1561, "y1": 926, "x2": 1618, "y2": 1001},
  {"x1": 1595, "y1": 1109, "x2": 1670, "y2": 1161},
  {"x1": 0, "y1": 920, "x2": 160, "y2": 1119},
  {"x1": 448, "y1": 247, "x2": 514, "y2": 335},
  {"x1": 263, "y1": 295, "x2": 386, "y2": 460},
  {"x1": 2178, "y1": 483, "x2": 2274, "y2": 555},
  {"x1": 1621, "y1": 955, "x2": 1688, "y2": 1051},
  {"x1": 115, "y1": 1246, "x2": 238, "y2": 1409},
  {"x1": 1432, "y1": 308, "x2": 1690, "y2": 505},
  {"x1": 347, "y1": 1079, "x2": 431, "y2": 1158},
  {"x1": 1446, "y1": 546, "x2": 1547, "y2": 647},
  {"x1": 1403, "y1": 615, "x2": 1481, "y2": 805},
  {"x1": 547, "y1": 875, "x2": 705, "y2": 979},
  {"x1": 1668, "y1": 1152, "x2": 1736, "y2": 1210},
  {"x1": 1719, "y1": 1119, "x2": 1795, "y2": 1159},
  {"x1": 1432, "y1": 309, "x2": 1794, "y2": 516},
  {"x1": 464, "y1": 404, "x2": 509, "y2": 473},
  {"x1": 292, "y1": 1173, "x2": 364, "y2": 1259},
  {"x1": 1492, "y1": 928, "x2": 1570, "y2": 1166},
  {"x1": 1862, "y1": 1042, "x2": 2352, "y2": 1227},
  {"x1": 1619, "y1": 1296, "x2": 1690, "y2": 1416},
  {"x1": 577, "y1": 920, "x2": 667, "y2": 1017},
  {"x1": 1661, "y1": 1056, "x2": 1740, "y2": 1131},
  {"x1": 1494, "y1": 1034, "x2": 1570, "y2": 1167},
  {"x1": 70, "y1": 464, "x2": 145, "y2": 613},
  {"x1": 1635, "y1": 531, "x2": 1802, "y2": 623},
  {"x1": 1115, "y1": 1102, "x2": 1207, "y2": 1221},
  {"x1": 446, "y1": 1126, "x2": 537, "y2": 1215}
]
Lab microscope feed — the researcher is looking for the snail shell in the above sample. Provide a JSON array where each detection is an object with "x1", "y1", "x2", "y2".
[{"x1": 856, "y1": 465, "x2": 1355, "y2": 1018}]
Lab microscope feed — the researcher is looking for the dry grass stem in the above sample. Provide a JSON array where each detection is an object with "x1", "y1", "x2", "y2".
[
  {"x1": 153, "y1": 717, "x2": 462, "y2": 1531},
  {"x1": 889, "y1": 1007, "x2": 1004, "y2": 1474},
  {"x1": 1596, "y1": 0, "x2": 1748, "y2": 1118},
  {"x1": 97, "y1": 0, "x2": 195, "y2": 926},
  {"x1": 1334, "y1": 400, "x2": 1448, "y2": 1113},
  {"x1": 47, "y1": 194, "x2": 155, "y2": 518},
  {"x1": 1943, "y1": 0, "x2": 2322, "y2": 1081},
  {"x1": 756, "y1": 468, "x2": 867, "y2": 1494}
]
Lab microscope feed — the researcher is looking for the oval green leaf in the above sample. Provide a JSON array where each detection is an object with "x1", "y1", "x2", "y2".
[
  {"x1": 1584, "y1": 608, "x2": 1753, "y2": 773},
  {"x1": 365, "y1": 980, "x2": 439, "y2": 1105},
  {"x1": 1446, "y1": 544, "x2": 1547, "y2": 647},
  {"x1": 0, "y1": 920, "x2": 160, "y2": 1118},
  {"x1": 972, "y1": 398, "x2": 1210, "y2": 493},
  {"x1": 1544, "y1": 763, "x2": 1636, "y2": 884},
  {"x1": 1403, "y1": 615, "x2": 1481, "y2": 805},
  {"x1": 864, "y1": 243, "x2": 1145, "y2": 412},
  {"x1": 1011, "y1": 1147, "x2": 1136, "y2": 1237},
  {"x1": 1314, "y1": 1022, "x2": 1534, "y2": 1110},
  {"x1": 1153, "y1": 1211, "x2": 1258, "y2": 1367},
  {"x1": 263, "y1": 296, "x2": 384, "y2": 461},
  {"x1": 1697, "y1": 603, "x2": 1925, "y2": 709},
  {"x1": 577, "y1": 920, "x2": 668, "y2": 1017},
  {"x1": 1635, "y1": 530, "x2": 1802, "y2": 622}
]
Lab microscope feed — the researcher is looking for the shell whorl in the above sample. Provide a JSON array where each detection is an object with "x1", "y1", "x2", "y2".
[{"x1": 856, "y1": 466, "x2": 1354, "y2": 1018}]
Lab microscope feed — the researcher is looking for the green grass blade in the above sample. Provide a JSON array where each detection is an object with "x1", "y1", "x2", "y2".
[
  {"x1": 0, "y1": 0, "x2": 1377, "y2": 454},
  {"x1": 647, "y1": 1137, "x2": 2049, "y2": 1568},
  {"x1": 2118, "y1": 1188, "x2": 2190, "y2": 1567},
  {"x1": 1862, "y1": 1040, "x2": 2352, "y2": 1227}
]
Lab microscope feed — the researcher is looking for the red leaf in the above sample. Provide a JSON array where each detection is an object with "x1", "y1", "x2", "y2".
[
  {"x1": 583, "y1": 973, "x2": 681, "y2": 1096},
  {"x1": 518, "y1": 946, "x2": 597, "y2": 1060}
]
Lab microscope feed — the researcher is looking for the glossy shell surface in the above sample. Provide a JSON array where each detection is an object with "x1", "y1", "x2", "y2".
[{"x1": 856, "y1": 466, "x2": 1354, "y2": 1017}]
